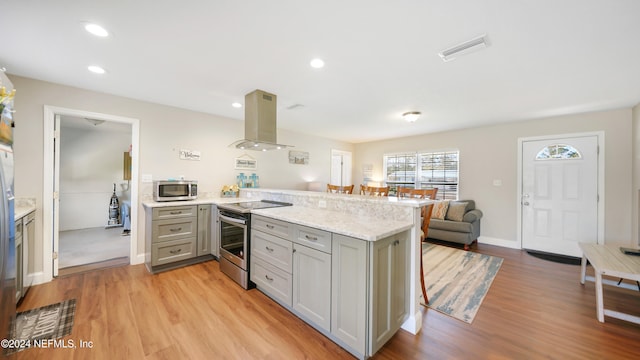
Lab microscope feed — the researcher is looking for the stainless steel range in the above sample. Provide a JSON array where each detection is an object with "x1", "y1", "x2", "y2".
[{"x1": 217, "y1": 200, "x2": 292, "y2": 288}]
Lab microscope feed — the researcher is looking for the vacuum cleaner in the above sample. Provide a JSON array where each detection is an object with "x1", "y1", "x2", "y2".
[{"x1": 106, "y1": 183, "x2": 121, "y2": 228}]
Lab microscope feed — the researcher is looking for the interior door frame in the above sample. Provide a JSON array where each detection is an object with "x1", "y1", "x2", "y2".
[
  {"x1": 330, "y1": 149, "x2": 352, "y2": 187},
  {"x1": 516, "y1": 131, "x2": 605, "y2": 250},
  {"x1": 43, "y1": 105, "x2": 141, "y2": 282}
]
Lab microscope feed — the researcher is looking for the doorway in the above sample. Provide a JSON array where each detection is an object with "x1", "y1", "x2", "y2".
[
  {"x1": 57, "y1": 115, "x2": 132, "y2": 275},
  {"x1": 330, "y1": 150, "x2": 352, "y2": 187},
  {"x1": 43, "y1": 106, "x2": 140, "y2": 281},
  {"x1": 518, "y1": 132, "x2": 604, "y2": 258}
]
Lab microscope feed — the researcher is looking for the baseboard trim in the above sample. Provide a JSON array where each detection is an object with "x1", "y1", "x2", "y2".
[{"x1": 478, "y1": 236, "x2": 521, "y2": 249}]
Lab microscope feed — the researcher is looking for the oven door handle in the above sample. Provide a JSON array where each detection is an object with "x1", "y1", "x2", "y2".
[{"x1": 219, "y1": 214, "x2": 247, "y2": 225}]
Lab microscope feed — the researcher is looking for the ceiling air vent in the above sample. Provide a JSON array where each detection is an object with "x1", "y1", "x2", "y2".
[{"x1": 438, "y1": 34, "x2": 488, "y2": 62}]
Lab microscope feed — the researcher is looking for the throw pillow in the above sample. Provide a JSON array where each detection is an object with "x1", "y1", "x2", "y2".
[
  {"x1": 446, "y1": 202, "x2": 468, "y2": 222},
  {"x1": 432, "y1": 200, "x2": 450, "y2": 220}
]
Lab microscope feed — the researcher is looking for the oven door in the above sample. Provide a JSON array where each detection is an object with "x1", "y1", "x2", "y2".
[{"x1": 218, "y1": 212, "x2": 247, "y2": 269}]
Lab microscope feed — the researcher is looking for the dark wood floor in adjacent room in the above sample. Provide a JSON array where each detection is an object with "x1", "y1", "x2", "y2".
[{"x1": 16, "y1": 244, "x2": 640, "y2": 360}]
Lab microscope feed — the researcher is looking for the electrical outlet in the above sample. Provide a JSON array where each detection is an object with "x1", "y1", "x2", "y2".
[
  {"x1": 142, "y1": 174, "x2": 153, "y2": 183},
  {"x1": 318, "y1": 200, "x2": 327, "y2": 208}
]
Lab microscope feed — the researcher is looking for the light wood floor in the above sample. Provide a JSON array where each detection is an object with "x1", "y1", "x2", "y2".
[{"x1": 16, "y1": 244, "x2": 640, "y2": 359}]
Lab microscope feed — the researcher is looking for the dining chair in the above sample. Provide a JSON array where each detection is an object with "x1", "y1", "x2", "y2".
[
  {"x1": 420, "y1": 203, "x2": 434, "y2": 304},
  {"x1": 359, "y1": 185, "x2": 389, "y2": 196},
  {"x1": 327, "y1": 184, "x2": 354, "y2": 194},
  {"x1": 397, "y1": 187, "x2": 438, "y2": 201}
]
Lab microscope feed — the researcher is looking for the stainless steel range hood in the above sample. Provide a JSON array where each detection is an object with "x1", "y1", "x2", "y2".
[{"x1": 230, "y1": 89, "x2": 292, "y2": 151}]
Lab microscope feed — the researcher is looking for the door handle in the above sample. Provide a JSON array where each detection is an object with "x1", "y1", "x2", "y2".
[{"x1": 523, "y1": 201, "x2": 530, "y2": 206}]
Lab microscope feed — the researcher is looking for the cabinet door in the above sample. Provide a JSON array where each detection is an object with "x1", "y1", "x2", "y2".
[
  {"x1": 197, "y1": 205, "x2": 211, "y2": 256},
  {"x1": 293, "y1": 243, "x2": 331, "y2": 332},
  {"x1": 211, "y1": 206, "x2": 219, "y2": 258},
  {"x1": 331, "y1": 234, "x2": 367, "y2": 355},
  {"x1": 369, "y1": 231, "x2": 409, "y2": 355}
]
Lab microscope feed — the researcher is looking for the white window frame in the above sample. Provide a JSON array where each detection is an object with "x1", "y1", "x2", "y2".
[{"x1": 383, "y1": 149, "x2": 459, "y2": 200}]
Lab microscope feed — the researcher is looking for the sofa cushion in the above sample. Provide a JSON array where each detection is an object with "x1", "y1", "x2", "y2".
[
  {"x1": 432, "y1": 200, "x2": 449, "y2": 219},
  {"x1": 429, "y1": 218, "x2": 474, "y2": 233},
  {"x1": 445, "y1": 202, "x2": 468, "y2": 221}
]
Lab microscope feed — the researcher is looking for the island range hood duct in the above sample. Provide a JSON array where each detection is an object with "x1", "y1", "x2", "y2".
[{"x1": 230, "y1": 89, "x2": 292, "y2": 151}]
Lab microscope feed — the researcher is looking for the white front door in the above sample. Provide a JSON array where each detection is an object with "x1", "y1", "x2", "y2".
[{"x1": 521, "y1": 135, "x2": 599, "y2": 257}]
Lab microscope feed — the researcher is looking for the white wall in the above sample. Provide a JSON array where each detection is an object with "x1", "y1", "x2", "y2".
[
  {"x1": 633, "y1": 103, "x2": 640, "y2": 246},
  {"x1": 59, "y1": 125, "x2": 131, "y2": 231},
  {"x1": 9, "y1": 75, "x2": 354, "y2": 275},
  {"x1": 354, "y1": 108, "x2": 634, "y2": 247}
]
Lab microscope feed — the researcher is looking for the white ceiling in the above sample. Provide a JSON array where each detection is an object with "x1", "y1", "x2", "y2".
[{"x1": 2, "y1": 0, "x2": 640, "y2": 143}]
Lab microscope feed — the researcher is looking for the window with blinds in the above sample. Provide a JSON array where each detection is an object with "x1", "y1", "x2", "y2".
[{"x1": 383, "y1": 150, "x2": 459, "y2": 200}]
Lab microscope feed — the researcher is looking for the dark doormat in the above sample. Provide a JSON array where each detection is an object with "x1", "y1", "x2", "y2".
[
  {"x1": 7, "y1": 299, "x2": 76, "y2": 354},
  {"x1": 526, "y1": 250, "x2": 581, "y2": 265}
]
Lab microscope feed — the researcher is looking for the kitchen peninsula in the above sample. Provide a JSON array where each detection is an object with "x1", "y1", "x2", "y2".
[{"x1": 143, "y1": 189, "x2": 429, "y2": 359}]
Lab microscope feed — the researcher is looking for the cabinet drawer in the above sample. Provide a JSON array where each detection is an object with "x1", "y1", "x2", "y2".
[
  {"x1": 251, "y1": 256, "x2": 292, "y2": 307},
  {"x1": 252, "y1": 215, "x2": 292, "y2": 239},
  {"x1": 152, "y1": 205, "x2": 197, "y2": 220},
  {"x1": 151, "y1": 237, "x2": 196, "y2": 266},
  {"x1": 152, "y1": 218, "x2": 197, "y2": 243},
  {"x1": 252, "y1": 230, "x2": 293, "y2": 273},
  {"x1": 294, "y1": 225, "x2": 332, "y2": 254}
]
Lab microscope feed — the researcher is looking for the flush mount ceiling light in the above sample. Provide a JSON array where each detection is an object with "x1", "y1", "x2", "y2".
[
  {"x1": 310, "y1": 58, "x2": 325, "y2": 69},
  {"x1": 87, "y1": 65, "x2": 106, "y2": 74},
  {"x1": 84, "y1": 23, "x2": 109, "y2": 37},
  {"x1": 232, "y1": 102, "x2": 242, "y2": 108},
  {"x1": 402, "y1": 111, "x2": 421, "y2": 123},
  {"x1": 438, "y1": 34, "x2": 488, "y2": 62}
]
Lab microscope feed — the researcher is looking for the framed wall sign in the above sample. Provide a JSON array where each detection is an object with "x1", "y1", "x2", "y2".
[{"x1": 235, "y1": 154, "x2": 257, "y2": 170}]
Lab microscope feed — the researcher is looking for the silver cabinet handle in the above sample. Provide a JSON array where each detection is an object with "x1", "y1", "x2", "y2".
[
  {"x1": 170, "y1": 211, "x2": 182, "y2": 215},
  {"x1": 266, "y1": 224, "x2": 274, "y2": 229},
  {"x1": 169, "y1": 249, "x2": 182, "y2": 254},
  {"x1": 393, "y1": 240, "x2": 400, "y2": 246},
  {"x1": 523, "y1": 201, "x2": 530, "y2": 206},
  {"x1": 305, "y1": 235, "x2": 318, "y2": 241},
  {"x1": 169, "y1": 227, "x2": 182, "y2": 232},
  {"x1": 265, "y1": 275, "x2": 273, "y2": 281},
  {"x1": 265, "y1": 246, "x2": 274, "y2": 252}
]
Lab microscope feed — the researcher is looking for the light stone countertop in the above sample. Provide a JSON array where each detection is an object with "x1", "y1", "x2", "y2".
[
  {"x1": 252, "y1": 206, "x2": 413, "y2": 241},
  {"x1": 14, "y1": 198, "x2": 36, "y2": 221},
  {"x1": 141, "y1": 197, "x2": 251, "y2": 208},
  {"x1": 14, "y1": 205, "x2": 35, "y2": 221}
]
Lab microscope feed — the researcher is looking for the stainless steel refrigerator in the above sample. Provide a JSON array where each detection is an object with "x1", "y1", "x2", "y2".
[{"x1": 0, "y1": 70, "x2": 16, "y2": 351}]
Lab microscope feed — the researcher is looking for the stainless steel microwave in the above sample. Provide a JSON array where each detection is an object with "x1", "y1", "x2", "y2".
[{"x1": 153, "y1": 180, "x2": 198, "y2": 202}]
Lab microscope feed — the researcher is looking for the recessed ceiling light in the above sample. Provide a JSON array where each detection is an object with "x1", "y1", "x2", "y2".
[
  {"x1": 88, "y1": 65, "x2": 106, "y2": 74},
  {"x1": 84, "y1": 23, "x2": 109, "y2": 37},
  {"x1": 310, "y1": 58, "x2": 325, "y2": 69},
  {"x1": 232, "y1": 102, "x2": 242, "y2": 108}
]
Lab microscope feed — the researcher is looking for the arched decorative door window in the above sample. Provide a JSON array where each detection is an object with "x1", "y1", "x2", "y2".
[{"x1": 535, "y1": 144, "x2": 582, "y2": 160}]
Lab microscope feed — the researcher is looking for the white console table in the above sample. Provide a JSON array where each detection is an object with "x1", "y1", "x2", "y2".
[{"x1": 579, "y1": 243, "x2": 640, "y2": 324}]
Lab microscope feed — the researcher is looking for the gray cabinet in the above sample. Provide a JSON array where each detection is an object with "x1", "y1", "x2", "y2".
[
  {"x1": 145, "y1": 204, "x2": 213, "y2": 273},
  {"x1": 23, "y1": 211, "x2": 34, "y2": 296},
  {"x1": 331, "y1": 233, "x2": 367, "y2": 355},
  {"x1": 251, "y1": 215, "x2": 332, "y2": 332},
  {"x1": 292, "y1": 240, "x2": 331, "y2": 332},
  {"x1": 331, "y1": 230, "x2": 410, "y2": 357},
  {"x1": 197, "y1": 205, "x2": 212, "y2": 256},
  {"x1": 252, "y1": 214, "x2": 409, "y2": 359},
  {"x1": 369, "y1": 231, "x2": 409, "y2": 354},
  {"x1": 15, "y1": 218, "x2": 23, "y2": 303}
]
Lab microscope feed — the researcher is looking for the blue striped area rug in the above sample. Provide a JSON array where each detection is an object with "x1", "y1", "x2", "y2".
[{"x1": 422, "y1": 243, "x2": 503, "y2": 323}]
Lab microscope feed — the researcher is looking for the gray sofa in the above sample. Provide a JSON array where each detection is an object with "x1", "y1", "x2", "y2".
[{"x1": 427, "y1": 200, "x2": 482, "y2": 250}]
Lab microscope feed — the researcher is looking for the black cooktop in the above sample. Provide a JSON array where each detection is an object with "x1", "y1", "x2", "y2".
[{"x1": 218, "y1": 200, "x2": 292, "y2": 213}]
